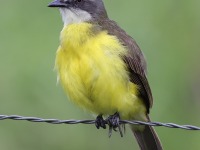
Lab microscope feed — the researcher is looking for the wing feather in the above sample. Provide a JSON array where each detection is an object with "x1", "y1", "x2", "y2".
[{"x1": 98, "y1": 19, "x2": 153, "y2": 112}]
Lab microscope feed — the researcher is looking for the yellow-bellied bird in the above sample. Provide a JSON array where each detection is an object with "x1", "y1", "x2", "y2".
[{"x1": 48, "y1": 0, "x2": 162, "y2": 150}]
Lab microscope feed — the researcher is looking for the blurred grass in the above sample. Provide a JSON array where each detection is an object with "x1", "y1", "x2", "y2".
[{"x1": 0, "y1": 0, "x2": 200, "y2": 149}]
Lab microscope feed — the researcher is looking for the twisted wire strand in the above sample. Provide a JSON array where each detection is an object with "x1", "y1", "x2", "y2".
[{"x1": 0, "y1": 115, "x2": 200, "y2": 130}]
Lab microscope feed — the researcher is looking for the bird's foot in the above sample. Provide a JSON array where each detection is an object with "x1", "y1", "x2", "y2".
[
  {"x1": 95, "y1": 115, "x2": 107, "y2": 129},
  {"x1": 106, "y1": 112, "x2": 123, "y2": 137}
]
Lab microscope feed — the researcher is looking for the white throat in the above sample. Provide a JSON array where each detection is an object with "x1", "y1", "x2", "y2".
[{"x1": 59, "y1": 8, "x2": 92, "y2": 26}]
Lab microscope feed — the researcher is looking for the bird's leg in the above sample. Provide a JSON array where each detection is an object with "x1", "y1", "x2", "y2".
[
  {"x1": 95, "y1": 114, "x2": 107, "y2": 129},
  {"x1": 106, "y1": 112, "x2": 123, "y2": 137}
]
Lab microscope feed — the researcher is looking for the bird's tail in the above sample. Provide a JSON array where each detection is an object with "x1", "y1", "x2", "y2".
[{"x1": 131, "y1": 116, "x2": 163, "y2": 150}]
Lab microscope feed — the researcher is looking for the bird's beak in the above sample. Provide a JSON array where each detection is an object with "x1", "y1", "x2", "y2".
[{"x1": 48, "y1": 0, "x2": 67, "y2": 7}]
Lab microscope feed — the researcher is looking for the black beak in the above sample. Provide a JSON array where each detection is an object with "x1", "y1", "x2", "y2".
[{"x1": 48, "y1": 0, "x2": 67, "y2": 7}]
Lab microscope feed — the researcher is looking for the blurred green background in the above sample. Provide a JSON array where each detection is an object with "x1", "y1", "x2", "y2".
[{"x1": 0, "y1": 0, "x2": 200, "y2": 149}]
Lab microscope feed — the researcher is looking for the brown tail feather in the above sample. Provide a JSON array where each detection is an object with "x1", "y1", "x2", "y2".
[{"x1": 131, "y1": 117, "x2": 163, "y2": 150}]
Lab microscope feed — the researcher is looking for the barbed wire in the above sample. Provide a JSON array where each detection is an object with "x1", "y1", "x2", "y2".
[{"x1": 0, "y1": 115, "x2": 200, "y2": 131}]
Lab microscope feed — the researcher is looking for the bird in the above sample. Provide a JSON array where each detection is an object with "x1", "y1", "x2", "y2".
[{"x1": 48, "y1": 0, "x2": 163, "y2": 150}]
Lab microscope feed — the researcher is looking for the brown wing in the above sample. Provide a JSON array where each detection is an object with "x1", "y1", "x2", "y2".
[{"x1": 98, "y1": 19, "x2": 153, "y2": 113}]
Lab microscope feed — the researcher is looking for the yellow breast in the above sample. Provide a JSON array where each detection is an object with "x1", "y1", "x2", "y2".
[{"x1": 55, "y1": 23, "x2": 146, "y2": 120}]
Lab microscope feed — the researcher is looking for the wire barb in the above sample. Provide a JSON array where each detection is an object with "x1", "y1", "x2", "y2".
[{"x1": 0, "y1": 115, "x2": 200, "y2": 131}]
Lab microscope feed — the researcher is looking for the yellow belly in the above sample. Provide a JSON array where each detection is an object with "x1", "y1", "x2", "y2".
[{"x1": 55, "y1": 23, "x2": 146, "y2": 120}]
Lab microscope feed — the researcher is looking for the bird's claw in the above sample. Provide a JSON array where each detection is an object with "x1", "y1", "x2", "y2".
[
  {"x1": 95, "y1": 115, "x2": 107, "y2": 129},
  {"x1": 106, "y1": 112, "x2": 123, "y2": 137},
  {"x1": 95, "y1": 113, "x2": 124, "y2": 137}
]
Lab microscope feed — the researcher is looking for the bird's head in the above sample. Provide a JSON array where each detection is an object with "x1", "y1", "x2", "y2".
[{"x1": 48, "y1": 0, "x2": 107, "y2": 25}]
